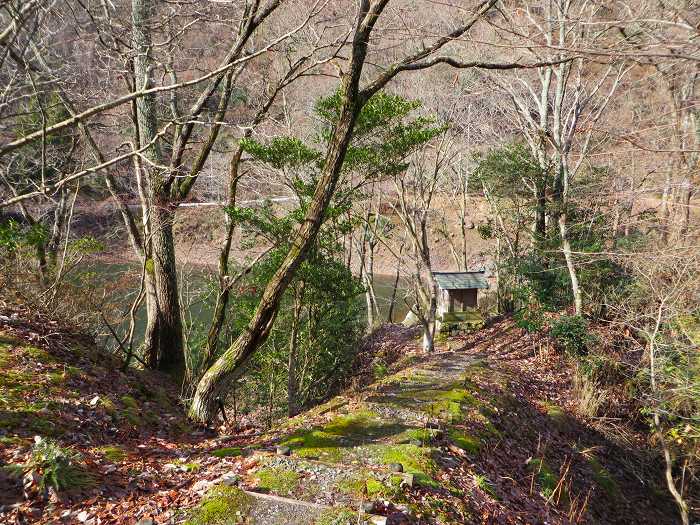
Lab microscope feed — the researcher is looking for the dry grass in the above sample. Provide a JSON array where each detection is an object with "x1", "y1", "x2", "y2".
[{"x1": 573, "y1": 366, "x2": 608, "y2": 418}]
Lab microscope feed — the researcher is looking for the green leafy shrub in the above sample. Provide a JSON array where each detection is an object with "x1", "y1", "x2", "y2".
[
  {"x1": 550, "y1": 315, "x2": 595, "y2": 355},
  {"x1": 372, "y1": 358, "x2": 388, "y2": 379},
  {"x1": 514, "y1": 304, "x2": 545, "y2": 333}
]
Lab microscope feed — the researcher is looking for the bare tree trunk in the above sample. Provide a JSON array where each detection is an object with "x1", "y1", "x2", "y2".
[
  {"x1": 558, "y1": 212, "x2": 582, "y2": 316},
  {"x1": 422, "y1": 277, "x2": 438, "y2": 352},
  {"x1": 287, "y1": 284, "x2": 304, "y2": 417},
  {"x1": 148, "y1": 204, "x2": 185, "y2": 373},
  {"x1": 364, "y1": 275, "x2": 375, "y2": 330},
  {"x1": 132, "y1": 0, "x2": 184, "y2": 373},
  {"x1": 535, "y1": 182, "x2": 547, "y2": 243},
  {"x1": 203, "y1": 149, "x2": 242, "y2": 369},
  {"x1": 648, "y1": 308, "x2": 690, "y2": 525},
  {"x1": 678, "y1": 181, "x2": 693, "y2": 238},
  {"x1": 660, "y1": 171, "x2": 672, "y2": 244},
  {"x1": 386, "y1": 241, "x2": 404, "y2": 323},
  {"x1": 46, "y1": 187, "x2": 69, "y2": 266},
  {"x1": 654, "y1": 410, "x2": 690, "y2": 525},
  {"x1": 356, "y1": 219, "x2": 374, "y2": 331}
]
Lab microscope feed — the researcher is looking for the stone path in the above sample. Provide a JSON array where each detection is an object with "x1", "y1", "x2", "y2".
[{"x1": 185, "y1": 348, "x2": 490, "y2": 524}]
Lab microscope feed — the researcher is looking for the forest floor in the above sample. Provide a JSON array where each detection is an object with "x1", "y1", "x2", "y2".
[{"x1": 0, "y1": 303, "x2": 678, "y2": 525}]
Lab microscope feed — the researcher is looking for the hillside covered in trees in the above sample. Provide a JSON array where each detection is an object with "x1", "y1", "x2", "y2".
[{"x1": 0, "y1": 1, "x2": 698, "y2": 524}]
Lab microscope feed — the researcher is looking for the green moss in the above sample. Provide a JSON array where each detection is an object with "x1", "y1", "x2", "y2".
[
  {"x1": 0, "y1": 369, "x2": 34, "y2": 393},
  {"x1": 373, "y1": 444, "x2": 439, "y2": 488},
  {"x1": 448, "y1": 430, "x2": 481, "y2": 454},
  {"x1": 0, "y1": 400, "x2": 60, "y2": 435},
  {"x1": 323, "y1": 410, "x2": 379, "y2": 436},
  {"x1": 120, "y1": 408, "x2": 140, "y2": 426},
  {"x1": 176, "y1": 460, "x2": 201, "y2": 473},
  {"x1": 30, "y1": 415, "x2": 59, "y2": 435},
  {"x1": 47, "y1": 371, "x2": 65, "y2": 384},
  {"x1": 120, "y1": 395, "x2": 139, "y2": 410},
  {"x1": 99, "y1": 445, "x2": 127, "y2": 462},
  {"x1": 281, "y1": 429, "x2": 344, "y2": 461},
  {"x1": 255, "y1": 467, "x2": 300, "y2": 496},
  {"x1": 211, "y1": 447, "x2": 242, "y2": 458},
  {"x1": 1, "y1": 463, "x2": 24, "y2": 479},
  {"x1": 337, "y1": 476, "x2": 366, "y2": 496},
  {"x1": 24, "y1": 345, "x2": 54, "y2": 362},
  {"x1": 314, "y1": 507, "x2": 356, "y2": 525},
  {"x1": 0, "y1": 333, "x2": 20, "y2": 345},
  {"x1": 185, "y1": 485, "x2": 253, "y2": 525},
  {"x1": 64, "y1": 366, "x2": 82, "y2": 377},
  {"x1": 101, "y1": 398, "x2": 117, "y2": 416},
  {"x1": 365, "y1": 477, "x2": 384, "y2": 496},
  {"x1": 438, "y1": 388, "x2": 478, "y2": 405},
  {"x1": 589, "y1": 457, "x2": 618, "y2": 497},
  {"x1": 145, "y1": 258, "x2": 155, "y2": 276},
  {"x1": 400, "y1": 427, "x2": 442, "y2": 445},
  {"x1": 118, "y1": 395, "x2": 141, "y2": 425},
  {"x1": 427, "y1": 399, "x2": 463, "y2": 422},
  {"x1": 0, "y1": 436, "x2": 25, "y2": 446},
  {"x1": 366, "y1": 476, "x2": 402, "y2": 498},
  {"x1": 281, "y1": 411, "x2": 387, "y2": 462}
]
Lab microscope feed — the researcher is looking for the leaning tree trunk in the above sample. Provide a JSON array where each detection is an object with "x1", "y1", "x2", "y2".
[
  {"x1": 132, "y1": 0, "x2": 184, "y2": 373},
  {"x1": 189, "y1": 97, "x2": 362, "y2": 423},
  {"x1": 188, "y1": 42, "x2": 369, "y2": 422}
]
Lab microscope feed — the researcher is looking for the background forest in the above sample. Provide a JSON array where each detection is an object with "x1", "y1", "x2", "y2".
[{"x1": 0, "y1": 1, "x2": 698, "y2": 524}]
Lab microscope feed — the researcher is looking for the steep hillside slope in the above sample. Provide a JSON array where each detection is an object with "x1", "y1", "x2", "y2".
[
  {"x1": 0, "y1": 308, "x2": 677, "y2": 524},
  {"x1": 0, "y1": 303, "x2": 200, "y2": 524}
]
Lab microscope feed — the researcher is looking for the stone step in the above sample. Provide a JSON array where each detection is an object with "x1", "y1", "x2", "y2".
[
  {"x1": 244, "y1": 453, "x2": 414, "y2": 509},
  {"x1": 243, "y1": 490, "x2": 387, "y2": 525}
]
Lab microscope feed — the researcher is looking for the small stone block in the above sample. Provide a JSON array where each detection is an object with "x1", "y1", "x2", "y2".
[
  {"x1": 220, "y1": 473, "x2": 240, "y2": 486},
  {"x1": 276, "y1": 445, "x2": 291, "y2": 456},
  {"x1": 389, "y1": 463, "x2": 404, "y2": 473}
]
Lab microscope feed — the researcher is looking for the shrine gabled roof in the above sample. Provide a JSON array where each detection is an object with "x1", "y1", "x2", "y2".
[{"x1": 432, "y1": 271, "x2": 489, "y2": 290}]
